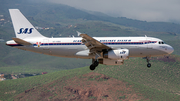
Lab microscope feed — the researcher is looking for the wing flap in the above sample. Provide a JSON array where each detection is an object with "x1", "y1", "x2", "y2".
[{"x1": 12, "y1": 38, "x2": 32, "y2": 45}]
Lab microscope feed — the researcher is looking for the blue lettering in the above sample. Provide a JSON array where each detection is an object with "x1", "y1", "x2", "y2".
[
  {"x1": 17, "y1": 28, "x2": 24, "y2": 34},
  {"x1": 23, "y1": 28, "x2": 28, "y2": 34},
  {"x1": 120, "y1": 51, "x2": 126, "y2": 54},
  {"x1": 28, "y1": 28, "x2": 34, "y2": 34},
  {"x1": 73, "y1": 40, "x2": 82, "y2": 42},
  {"x1": 17, "y1": 28, "x2": 34, "y2": 34}
]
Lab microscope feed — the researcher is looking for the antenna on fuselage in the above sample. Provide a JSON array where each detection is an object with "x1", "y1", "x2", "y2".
[{"x1": 145, "y1": 35, "x2": 147, "y2": 37}]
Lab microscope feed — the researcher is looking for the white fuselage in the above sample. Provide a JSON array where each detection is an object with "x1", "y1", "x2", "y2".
[{"x1": 6, "y1": 36, "x2": 174, "y2": 59}]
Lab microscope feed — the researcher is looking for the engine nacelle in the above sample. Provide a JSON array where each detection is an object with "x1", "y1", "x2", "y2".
[
  {"x1": 103, "y1": 49, "x2": 129, "y2": 60},
  {"x1": 98, "y1": 59, "x2": 124, "y2": 65}
]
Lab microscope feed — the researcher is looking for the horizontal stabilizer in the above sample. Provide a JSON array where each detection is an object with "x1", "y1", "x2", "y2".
[{"x1": 12, "y1": 38, "x2": 32, "y2": 45}]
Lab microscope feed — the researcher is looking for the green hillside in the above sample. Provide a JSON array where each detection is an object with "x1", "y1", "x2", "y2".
[
  {"x1": 0, "y1": 56, "x2": 180, "y2": 101},
  {"x1": 1, "y1": 0, "x2": 180, "y2": 33}
]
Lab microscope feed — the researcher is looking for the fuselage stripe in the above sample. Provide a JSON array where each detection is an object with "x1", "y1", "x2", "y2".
[{"x1": 7, "y1": 41, "x2": 157, "y2": 46}]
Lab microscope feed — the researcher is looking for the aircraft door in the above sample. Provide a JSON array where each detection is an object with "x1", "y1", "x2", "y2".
[{"x1": 43, "y1": 39, "x2": 49, "y2": 50}]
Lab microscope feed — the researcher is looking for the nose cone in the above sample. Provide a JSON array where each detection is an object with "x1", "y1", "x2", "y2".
[{"x1": 167, "y1": 45, "x2": 174, "y2": 54}]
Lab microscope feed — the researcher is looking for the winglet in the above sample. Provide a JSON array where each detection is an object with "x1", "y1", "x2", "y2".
[{"x1": 12, "y1": 38, "x2": 32, "y2": 45}]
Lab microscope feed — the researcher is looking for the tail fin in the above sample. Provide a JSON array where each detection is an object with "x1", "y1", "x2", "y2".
[{"x1": 9, "y1": 9, "x2": 45, "y2": 39}]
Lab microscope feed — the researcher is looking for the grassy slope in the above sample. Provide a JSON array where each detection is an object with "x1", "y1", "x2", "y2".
[
  {"x1": 0, "y1": 57, "x2": 180, "y2": 101},
  {"x1": 95, "y1": 57, "x2": 180, "y2": 100},
  {"x1": 0, "y1": 67, "x2": 91, "y2": 101}
]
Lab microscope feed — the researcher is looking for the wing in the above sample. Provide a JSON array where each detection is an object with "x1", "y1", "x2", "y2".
[{"x1": 80, "y1": 34, "x2": 111, "y2": 56}]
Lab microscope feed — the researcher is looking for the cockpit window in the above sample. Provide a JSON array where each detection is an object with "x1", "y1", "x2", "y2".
[{"x1": 159, "y1": 41, "x2": 165, "y2": 44}]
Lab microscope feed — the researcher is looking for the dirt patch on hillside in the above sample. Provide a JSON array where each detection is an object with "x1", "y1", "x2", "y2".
[{"x1": 14, "y1": 72, "x2": 146, "y2": 101}]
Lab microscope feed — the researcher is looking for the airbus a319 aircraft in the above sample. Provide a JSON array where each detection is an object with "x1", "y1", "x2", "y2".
[{"x1": 6, "y1": 9, "x2": 174, "y2": 70}]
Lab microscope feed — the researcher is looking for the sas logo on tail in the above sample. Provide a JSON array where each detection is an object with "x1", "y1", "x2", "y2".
[{"x1": 17, "y1": 28, "x2": 34, "y2": 34}]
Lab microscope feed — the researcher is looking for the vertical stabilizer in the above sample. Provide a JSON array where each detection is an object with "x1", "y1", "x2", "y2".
[{"x1": 9, "y1": 9, "x2": 45, "y2": 39}]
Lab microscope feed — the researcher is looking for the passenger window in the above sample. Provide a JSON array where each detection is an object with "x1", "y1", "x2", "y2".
[{"x1": 159, "y1": 42, "x2": 161, "y2": 44}]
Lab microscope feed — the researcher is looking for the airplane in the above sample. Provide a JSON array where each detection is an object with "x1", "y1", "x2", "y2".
[{"x1": 6, "y1": 9, "x2": 174, "y2": 70}]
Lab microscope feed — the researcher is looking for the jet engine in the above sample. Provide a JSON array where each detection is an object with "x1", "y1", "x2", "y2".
[
  {"x1": 98, "y1": 49, "x2": 129, "y2": 65},
  {"x1": 103, "y1": 49, "x2": 129, "y2": 60}
]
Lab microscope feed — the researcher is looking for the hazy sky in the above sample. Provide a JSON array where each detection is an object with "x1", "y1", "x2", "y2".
[{"x1": 48, "y1": 0, "x2": 180, "y2": 22}]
